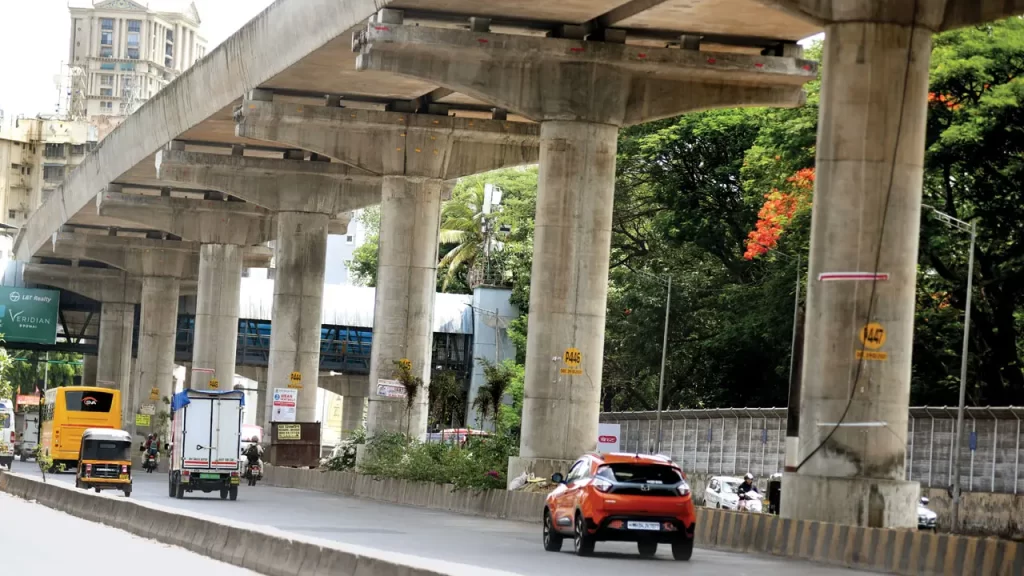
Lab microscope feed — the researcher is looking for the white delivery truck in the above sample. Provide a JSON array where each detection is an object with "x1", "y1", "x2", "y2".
[
  {"x1": 168, "y1": 388, "x2": 244, "y2": 500},
  {"x1": 14, "y1": 411, "x2": 39, "y2": 461},
  {"x1": 0, "y1": 399, "x2": 14, "y2": 469}
]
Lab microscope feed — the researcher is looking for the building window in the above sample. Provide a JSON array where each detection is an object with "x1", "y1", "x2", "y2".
[
  {"x1": 100, "y1": 74, "x2": 113, "y2": 86},
  {"x1": 128, "y1": 20, "x2": 141, "y2": 32},
  {"x1": 346, "y1": 235, "x2": 354, "y2": 244},
  {"x1": 100, "y1": 88, "x2": 113, "y2": 97},
  {"x1": 127, "y1": 47, "x2": 139, "y2": 59},
  {"x1": 100, "y1": 47, "x2": 113, "y2": 58},
  {"x1": 120, "y1": 63, "x2": 135, "y2": 71},
  {"x1": 71, "y1": 144, "x2": 85, "y2": 155},
  {"x1": 43, "y1": 166, "x2": 65, "y2": 182},
  {"x1": 101, "y1": 18, "x2": 114, "y2": 30},
  {"x1": 101, "y1": 30, "x2": 113, "y2": 46},
  {"x1": 8, "y1": 211, "x2": 16, "y2": 220},
  {"x1": 128, "y1": 32, "x2": 140, "y2": 47},
  {"x1": 100, "y1": 62, "x2": 115, "y2": 70},
  {"x1": 165, "y1": 56, "x2": 173, "y2": 68},
  {"x1": 165, "y1": 43, "x2": 173, "y2": 56},
  {"x1": 100, "y1": 101, "x2": 113, "y2": 112},
  {"x1": 44, "y1": 144, "x2": 65, "y2": 159},
  {"x1": 166, "y1": 29, "x2": 174, "y2": 42}
]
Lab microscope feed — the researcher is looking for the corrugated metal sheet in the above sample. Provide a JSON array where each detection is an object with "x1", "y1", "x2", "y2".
[{"x1": 237, "y1": 278, "x2": 473, "y2": 334}]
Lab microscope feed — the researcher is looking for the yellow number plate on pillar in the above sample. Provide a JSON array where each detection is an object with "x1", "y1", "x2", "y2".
[
  {"x1": 289, "y1": 371, "x2": 303, "y2": 389},
  {"x1": 561, "y1": 347, "x2": 583, "y2": 375}
]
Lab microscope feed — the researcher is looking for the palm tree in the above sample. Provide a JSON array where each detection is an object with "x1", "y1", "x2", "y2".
[{"x1": 438, "y1": 183, "x2": 490, "y2": 291}]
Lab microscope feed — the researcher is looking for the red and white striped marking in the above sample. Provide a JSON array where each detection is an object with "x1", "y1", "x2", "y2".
[{"x1": 818, "y1": 272, "x2": 890, "y2": 282}]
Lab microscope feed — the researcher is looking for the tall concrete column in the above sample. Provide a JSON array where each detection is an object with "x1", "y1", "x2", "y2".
[
  {"x1": 133, "y1": 276, "x2": 180, "y2": 444},
  {"x1": 97, "y1": 301, "x2": 134, "y2": 427},
  {"x1": 82, "y1": 355, "x2": 98, "y2": 387},
  {"x1": 781, "y1": 22, "x2": 929, "y2": 528},
  {"x1": 342, "y1": 396, "x2": 365, "y2": 439},
  {"x1": 508, "y1": 122, "x2": 618, "y2": 479},
  {"x1": 366, "y1": 177, "x2": 442, "y2": 438},
  {"x1": 268, "y1": 211, "x2": 328, "y2": 423},
  {"x1": 192, "y1": 243, "x2": 243, "y2": 390}
]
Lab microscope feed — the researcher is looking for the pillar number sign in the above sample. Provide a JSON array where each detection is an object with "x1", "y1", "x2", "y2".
[
  {"x1": 560, "y1": 347, "x2": 583, "y2": 376},
  {"x1": 149, "y1": 387, "x2": 160, "y2": 401},
  {"x1": 855, "y1": 322, "x2": 888, "y2": 361},
  {"x1": 208, "y1": 378, "x2": 219, "y2": 390},
  {"x1": 289, "y1": 371, "x2": 303, "y2": 389}
]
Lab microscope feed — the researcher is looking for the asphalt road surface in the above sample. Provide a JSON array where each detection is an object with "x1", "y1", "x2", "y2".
[{"x1": 10, "y1": 461, "x2": 871, "y2": 575}]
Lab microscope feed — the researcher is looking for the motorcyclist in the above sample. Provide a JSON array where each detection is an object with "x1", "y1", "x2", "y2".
[
  {"x1": 243, "y1": 436, "x2": 263, "y2": 479},
  {"x1": 737, "y1": 473, "x2": 759, "y2": 500}
]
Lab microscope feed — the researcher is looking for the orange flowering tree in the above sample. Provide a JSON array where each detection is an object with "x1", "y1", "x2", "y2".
[{"x1": 743, "y1": 168, "x2": 814, "y2": 259}]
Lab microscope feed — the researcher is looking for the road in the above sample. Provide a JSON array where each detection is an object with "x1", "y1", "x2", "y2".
[
  {"x1": 10, "y1": 461, "x2": 870, "y2": 575},
  {"x1": 0, "y1": 491, "x2": 257, "y2": 576}
]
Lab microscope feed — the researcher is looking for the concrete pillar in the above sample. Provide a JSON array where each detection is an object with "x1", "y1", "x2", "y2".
[
  {"x1": 133, "y1": 276, "x2": 180, "y2": 447},
  {"x1": 268, "y1": 211, "x2": 328, "y2": 423},
  {"x1": 507, "y1": 122, "x2": 618, "y2": 480},
  {"x1": 366, "y1": 177, "x2": 442, "y2": 438},
  {"x1": 97, "y1": 301, "x2": 134, "y2": 427},
  {"x1": 342, "y1": 395, "x2": 365, "y2": 439},
  {"x1": 781, "y1": 21, "x2": 929, "y2": 528},
  {"x1": 191, "y1": 243, "x2": 242, "y2": 390},
  {"x1": 82, "y1": 355, "x2": 98, "y2": 387}
]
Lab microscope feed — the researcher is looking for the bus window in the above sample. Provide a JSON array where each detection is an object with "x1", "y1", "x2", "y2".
[{"x1": 64, "y1": 391, "x2": 114, "y2": 412}]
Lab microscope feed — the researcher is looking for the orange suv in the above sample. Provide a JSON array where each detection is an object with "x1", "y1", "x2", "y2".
[{"x1": 543, "y1": 453, "x2": 696, "y2": 560}]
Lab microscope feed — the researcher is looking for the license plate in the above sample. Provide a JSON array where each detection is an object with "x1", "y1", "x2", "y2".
[
  {"x1": 627, "y1": 521, "x2": 661, "y2": 531},
  {"x1": 119, "y1": 474, "x2": 128, "y2": 480},
  {"x1": 200, "y1": 473, "x2": 220, "y2": 479}
]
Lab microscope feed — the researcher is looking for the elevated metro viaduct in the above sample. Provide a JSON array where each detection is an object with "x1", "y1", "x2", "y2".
[{"x1": 12, "y1": 0, "x2": 1024, "y2": 529}]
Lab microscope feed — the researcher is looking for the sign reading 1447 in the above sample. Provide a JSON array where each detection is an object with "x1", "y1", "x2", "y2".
[{"x1": 0, "y1": 287, "x2": 60, "y2": 345}]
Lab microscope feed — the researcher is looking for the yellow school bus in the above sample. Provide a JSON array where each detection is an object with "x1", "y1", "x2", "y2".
[{"x1": 41, "y1": 386, "x2": 121, "y2": 467}]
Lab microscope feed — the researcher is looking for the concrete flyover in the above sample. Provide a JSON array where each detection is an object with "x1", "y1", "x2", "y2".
[{"x1": 12, "y1": 0, "x2": 1024, "y2": 529}]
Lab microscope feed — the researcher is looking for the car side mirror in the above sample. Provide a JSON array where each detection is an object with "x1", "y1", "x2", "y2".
[{"x1": 551, "y1": 472, "x2": 564, "y2": 484}]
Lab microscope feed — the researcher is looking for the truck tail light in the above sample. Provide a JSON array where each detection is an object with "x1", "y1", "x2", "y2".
[
  {"x1": 85, "y1": 464, "x2": 92, "y2": 476},
  {"x1": 121, "y1": 465, "x2": 128, "y2": 474}
]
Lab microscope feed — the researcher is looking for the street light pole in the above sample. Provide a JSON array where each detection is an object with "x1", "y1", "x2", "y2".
[
  {"x1": 922, "y1": 205, "x2": 976, "y2": 533},
  {"x1": 654, "y1": 275, "x2": 671, "y2": 454},
  {"x1": 788, "y1": 255, "x2": 801, "y2": 392},
  {"x1": 951, "y1": 219, "x2": 976, "y2": 532}
]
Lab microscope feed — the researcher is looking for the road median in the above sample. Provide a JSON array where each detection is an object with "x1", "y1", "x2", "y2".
[{"x1": 0, "y1": 470, "x2": 518, "y2": 576}]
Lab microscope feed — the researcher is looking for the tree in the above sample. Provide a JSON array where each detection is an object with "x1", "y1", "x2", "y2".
[
  {"x1": 2, "y1": 350, "x2": 82, "y2": 394},
  {"x1": 473, "y1": 358, "x2": 517, "y2": 431},
  {"x1": 347, "y1": 207, "x2": 380, "y2": 287}
]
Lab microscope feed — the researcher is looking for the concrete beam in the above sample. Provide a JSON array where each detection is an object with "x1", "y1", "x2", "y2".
[
  {"x1": 319, "y1": 374, "x2": 369, "y2": 398},
  {"x1": 942, "y1": 0, "x2": 1024, "y2": 30},
  {"x1": 97, "y1": 192, "x2": 275, "y2": 246},
  {"x1": 13, "y1": 0, "x2": 389, "y2": 261},
  {"x1": 760, "y1": 0, "x2": 1021, "y2": 32},
  {"x1": 44, "y1": 233, "x2": 272, "y2": 278},
  {"x1": 235, "y1": 99, "x2": 539, "y2": 179},
  {"x1": 24, "y1": 263, "x2": 141, "y2": 304},
  {"x1": 155, "y1": 150, "x2": 381, "y2": 216},
  {"x1": 353, "y1": 24, "x2": 817, "y2": 126}
]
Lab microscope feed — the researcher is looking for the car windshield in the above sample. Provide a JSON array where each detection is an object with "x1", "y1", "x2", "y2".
[
  {"x1": 597, "y1": 463, "x2": 682, "y2": 484},
  {"x1": 80, "y1": 440, "x2": 131, "y2": 461},
  {"x1": 721, "y1": 480, "x2": 741, "y2": 494}
]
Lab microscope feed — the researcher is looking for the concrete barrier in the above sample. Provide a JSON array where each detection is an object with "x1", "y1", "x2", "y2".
[
  {"x1": 265, "y1": 466, "x2": 1022, "y2": 575},
  {"x1": 264, "y1": 465, "x2": 547, "y2": 523},
  {"x1": 0, "y1": 471, "x2": 518, "y2": 576}
]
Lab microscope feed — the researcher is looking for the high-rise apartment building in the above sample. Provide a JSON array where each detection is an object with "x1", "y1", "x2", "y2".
[{"x1": 68, "y1": 1, "x2": 206, "y2": 135}]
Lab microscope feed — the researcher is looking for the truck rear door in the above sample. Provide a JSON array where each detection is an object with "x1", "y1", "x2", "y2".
[
  {"x1": 182, "y1": 397, "x2": 213, "y2": 469},
  {"x1": 211, "y1": 396, "x2": 241, "y2": 470}
]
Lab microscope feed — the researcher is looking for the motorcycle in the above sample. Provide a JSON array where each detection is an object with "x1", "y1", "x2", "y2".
[
  {"x1": 244, "y1": 461, "x2": 261, "y2": 486},
  {"x1": 738, "y1": 491, "x2": 763, "y2": 513},
  {"x1": 142, "y1": 451, "x2": 157, "y2": 473}
]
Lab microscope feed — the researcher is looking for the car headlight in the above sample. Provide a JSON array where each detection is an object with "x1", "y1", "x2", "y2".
[{"x1": 676, "y1": 480, "x2": 691, "y2": 497}]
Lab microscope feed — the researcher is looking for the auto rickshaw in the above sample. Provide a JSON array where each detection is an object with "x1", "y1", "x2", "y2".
[{"x1": 75, "y1": 428, "x2": 133, "y2": 497}]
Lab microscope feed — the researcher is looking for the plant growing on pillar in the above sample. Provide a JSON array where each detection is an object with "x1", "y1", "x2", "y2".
[{"x1": 392, "y1": 359, "x2": 422, "y2": 435}]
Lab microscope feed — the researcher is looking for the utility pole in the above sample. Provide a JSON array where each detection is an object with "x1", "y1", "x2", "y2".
[{"x1": 654, "y1": 275, "x2": 671, "y2": 454}]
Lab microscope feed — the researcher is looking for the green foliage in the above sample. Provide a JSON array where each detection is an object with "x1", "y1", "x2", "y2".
[
  {"x1": 34, "y1": 446, "x2": 54, "y2": 482},
  {"x1": 496, "y1": 360, "x2": 525, "y2": 433},
  {"x1": 359, "y1": 431, "x2": 518, "y2": 490},
  {"x1": 347, "y1": 208, "x2": 381, "y2": 287},
  {"x1": 320, "y1": 428, "x2": 365, "y2": 472},
  {"x1": 428, "y1": 370, "x2": 465, "y2": 429},
  {"x1": 472, "y1": 358, "x2": 517, "y2": 430},
  {"x1": 2, "y1": 351, "x2": 82, "y2": 395}
]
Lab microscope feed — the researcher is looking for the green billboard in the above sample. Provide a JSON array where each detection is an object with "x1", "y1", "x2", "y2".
[{"x1": 0, "y1": 287, "x2": 60, "y2": 345}]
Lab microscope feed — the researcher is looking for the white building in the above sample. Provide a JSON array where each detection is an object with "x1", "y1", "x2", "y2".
[{"x1": 68, "y1": 0, "x2": 207, "y2": 135}]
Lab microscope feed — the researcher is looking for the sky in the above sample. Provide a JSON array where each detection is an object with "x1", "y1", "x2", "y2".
[{"x1": 0, "y1": 0, "x2": 274, "y2": 119}]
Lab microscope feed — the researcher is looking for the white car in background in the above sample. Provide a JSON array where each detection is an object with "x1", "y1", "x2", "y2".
[{"x1": 705, "y1": 476, "x2": 744, "y2": 509}]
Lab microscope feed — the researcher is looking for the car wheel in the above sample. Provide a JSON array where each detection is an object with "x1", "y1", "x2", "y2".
[
  {"x1": 175, "y1": 476, "x2": 185, "y2": 500},
  {"x1": 123, "y1": 487, "x2": 131, "y2": 498},
  {"x1": 672, "y1": 537, "x2": 694, "y2": 561},
  {"x1": 573, "y1": 513, "x2": 595, "y2": 557},
  {"x1": 638, "y1": 541, "x2": 658, "y2": 558},
  {"x1": 229, "y1": 486, "x2": 238, "y2": 501},
  {"x1": 220, "y1": 489, "x2": 228, "y2": 500},
  {"x1": 542, "y1": 509, "x2": 563, "y2": 552}
]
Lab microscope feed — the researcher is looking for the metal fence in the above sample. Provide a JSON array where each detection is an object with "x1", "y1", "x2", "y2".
[{"x1": 601, "y1": 406, "x2": 1024, "y2": 495}]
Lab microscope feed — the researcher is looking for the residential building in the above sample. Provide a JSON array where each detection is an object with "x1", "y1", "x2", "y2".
[
  {"x1": 326, "y1": 211, "x2": 370, "y2": 286},
  {"x1": 0, "y1": 116, "x2": 96, "y2": 230},
  {"x1": 68, "y1": 0, "x2": 207, "y2": 136}
]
